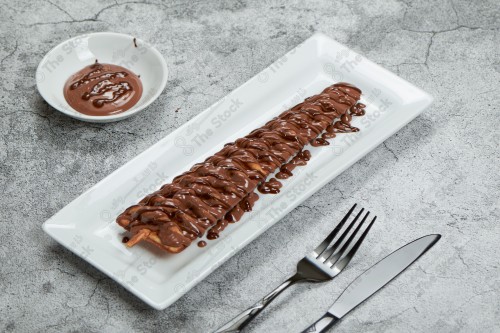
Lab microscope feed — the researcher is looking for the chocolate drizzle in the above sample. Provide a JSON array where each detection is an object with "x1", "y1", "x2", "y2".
[
  {"x1": 116, "y1": 83, "x2": 366, "y2": 253},
  {"x1": 207, "y1": 192, "x2": 259, "y2": 240},
  {"x1": 258, "y1": 178, "x2": 282, "y2": 194},
  {"x1": 63, "y1": 62, "x2": 142, "y2": 116},
  {"x1": 276, "y1": 150, "x2": 311, "y2": 179},
  {"x1": 311, "y1": 138, "x2": 330, "y2": 147}
]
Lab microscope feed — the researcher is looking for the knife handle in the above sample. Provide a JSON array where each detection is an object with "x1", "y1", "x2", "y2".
[{"x1": 301, "y1": 313, "x2": 339, "y2": 333}]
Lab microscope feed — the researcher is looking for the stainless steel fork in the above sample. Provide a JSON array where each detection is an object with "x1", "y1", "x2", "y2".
[{"x1": 213, "y1": 204, "x2": 377, "y2": 333}]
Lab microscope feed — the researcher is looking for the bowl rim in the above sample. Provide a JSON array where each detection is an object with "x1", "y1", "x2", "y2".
[{"x1": 36, "y1": 31, "x2": 168, "y2": 122}]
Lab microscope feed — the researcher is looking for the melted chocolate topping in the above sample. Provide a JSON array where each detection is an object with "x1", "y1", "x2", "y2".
[
  {"x1": 116, "y1": 83, "x2": 366, "y2": 253},
  {"x1": 63, "y1": 62, "x2": 142, "y2": 116},
  {"x1": 311, "y1": 138, "x2": 330, "y2": 147},
  {"x1": 258, "y1": 178, "x2": 283, "y2": 194},
  {"x1": 207, "y1": 192, "x2": 259, "y2": 240},
  {"x1": 276, "y1": 150, "x2": 311, "y2": 179}
]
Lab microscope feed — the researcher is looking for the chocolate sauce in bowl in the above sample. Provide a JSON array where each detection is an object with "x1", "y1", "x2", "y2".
[{"x1": 63, "y1": 62, "x2": 142, "y2": 116}]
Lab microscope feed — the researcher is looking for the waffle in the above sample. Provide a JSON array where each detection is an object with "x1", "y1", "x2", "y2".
[{"x1": 117, "y1": 83, "x2": 365, "y2": 253}]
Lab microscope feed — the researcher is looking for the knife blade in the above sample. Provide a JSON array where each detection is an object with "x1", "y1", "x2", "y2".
[{"x1": 301, "y1": 234, "x2": 441, "y2": 333}]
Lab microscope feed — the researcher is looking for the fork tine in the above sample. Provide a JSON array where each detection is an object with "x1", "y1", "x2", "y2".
[
  {"x1": 318, "y1": 207, "x2": 364, "y2": 261},
  {"x1": 326, "y1": 210, "x2": 370, "y2": 266},
  {"x1": 313, "y1": 203, "x2": 357, "y2": 257},
  {"x1": 331, "y1": 215, "x2": 377, "y2": 272}
]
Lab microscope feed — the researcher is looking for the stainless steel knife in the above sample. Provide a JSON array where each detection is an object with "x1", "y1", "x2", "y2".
[{"x1": 301, "y1": 234, "x2": 441, "y2": 333}]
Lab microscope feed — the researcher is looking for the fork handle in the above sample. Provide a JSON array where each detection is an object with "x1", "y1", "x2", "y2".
[
  {"x1": 301, "y1": 313, "x2": 339, "y2": 333},
  {"x1": 213, "y1": 274, "x2": 301, "y2": 333}
]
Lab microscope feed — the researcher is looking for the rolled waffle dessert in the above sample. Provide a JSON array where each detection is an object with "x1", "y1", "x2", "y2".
[{"x1": 117, "y1": 83, "x2": 365, "y2": 253}]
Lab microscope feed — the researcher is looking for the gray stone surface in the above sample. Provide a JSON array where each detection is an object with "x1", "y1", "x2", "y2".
[{"x1": 1, "y1": 0, "x2": 499, "y2": 332}]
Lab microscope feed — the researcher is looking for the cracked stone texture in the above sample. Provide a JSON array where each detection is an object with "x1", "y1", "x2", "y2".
[{"x1": 0, "y1": 0, "x2": 499, "y2": 332}]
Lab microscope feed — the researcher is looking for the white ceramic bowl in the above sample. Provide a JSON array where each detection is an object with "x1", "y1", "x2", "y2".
[{"x1": 36, "y1": 32, "x2": 168, "y2": 123}]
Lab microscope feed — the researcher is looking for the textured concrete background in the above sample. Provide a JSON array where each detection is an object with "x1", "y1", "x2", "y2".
[{"x1": 0, "y1": 0, "x2": 499, "y2": 332}]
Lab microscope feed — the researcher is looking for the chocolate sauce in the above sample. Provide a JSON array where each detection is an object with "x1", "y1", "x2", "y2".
[
  {"x1": 311, "y1": 138, "x2": 330, "y2": 147},
  {"x1": 258, "y1": 178, "x2": 283, "y2": 194},
  {"x1": 321, "y1": 132, "x2": 337, "y2": 140},
  {"x1": 276, "y1": 150, "x2": 311, "y2": 179},
  {"x1": 133, "y1": 37, "x2": 138, "y2": 48},
  {"x1": 207, "y1": 192, "x2": 259, "y2": 239},
  {"x1": 350, "y1": 103, "x2": 366, "y2": 116},
  {"x1": 207, "y1": 232, "x2": 219, "y2": 240},
  {"x1": 63, "y1": 62, "x2": 142, "y2": 116},
  {"x1": 325, "y1": 111, "x2": 360, "y2": 134},
  {"x1": 117, "y1": 83, "x2": 366, "y2": 253},
  {"x1": 197, "y1": 241, "x2": 207, "y2": 248}
]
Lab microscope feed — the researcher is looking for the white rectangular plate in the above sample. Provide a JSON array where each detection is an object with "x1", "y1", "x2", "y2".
[{"x1": 43, "y1": 33, "x2": 433, "y2": 310}]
